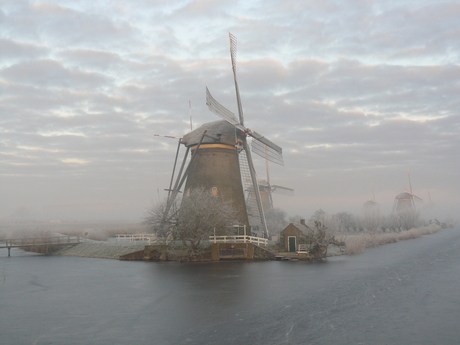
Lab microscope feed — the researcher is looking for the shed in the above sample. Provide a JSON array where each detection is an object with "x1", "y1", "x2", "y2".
[{"x1": 279, "y1": 219, "x2": 309, "y2": 252}]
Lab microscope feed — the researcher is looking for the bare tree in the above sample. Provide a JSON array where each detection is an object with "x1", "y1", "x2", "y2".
[
  {"x1": 391, "y1": 210, "x2": 421, "y2": 231},
  {"x1": 265, "y1": 207, "x2": 288, "y2": 238},
  {"x1": 333, "y1": 212, "x2": 357, "y2": 232},
  {"x1": 145, "y1": 187, "x2": 239, "y2": 258},
  {"x1": 303, "y1": 221, "x2": 343, "y2": 259},
  {"x1": 309, "y1": 209, "x2": 326, "y2": 224}
]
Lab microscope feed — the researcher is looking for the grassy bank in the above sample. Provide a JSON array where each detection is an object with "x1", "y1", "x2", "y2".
[{"x1": 339, "y1": 224, "x2": 442, "y2": 255}]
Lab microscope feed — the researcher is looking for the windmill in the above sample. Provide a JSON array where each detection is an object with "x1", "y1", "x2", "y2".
[
  {"x1": 204, "y1": 32, "x2": 285, "y2": 237},
  {"x1": 252, "y1": 141, "x2": 294, "y2": 211},
  {"x1": 393, "y1": 169, "x2": 423, "y2": 213},
  {"x1": 363, "y1": 184, "x2": 381, "y2": 231},
  {"x1": 164, "y1": 33, "x2": 284, "y2": 238},
  {"x1": 363, "y1": 184, "x2": 379, "y2": 212}
]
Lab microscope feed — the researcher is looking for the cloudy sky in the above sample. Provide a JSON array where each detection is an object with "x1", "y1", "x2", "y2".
[{"x1": 1, "y1": 0, "x2": 459, "y2": 222}]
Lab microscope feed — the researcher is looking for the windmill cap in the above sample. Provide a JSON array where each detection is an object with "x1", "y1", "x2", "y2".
[
  {"x1": 363, "y1": 200, "x2": 379, "y2": 206},
  {"x1": 395, "y1": 192, "x2": 412, "y2": 199},
  {"x1": 182, "y1": 120, "x2": 241, "y2": 147}
]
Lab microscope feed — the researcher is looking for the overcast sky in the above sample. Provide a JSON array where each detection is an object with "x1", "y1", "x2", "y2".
[{"x1": 1, "y1": 0, "x2": 459, "y2": 222}]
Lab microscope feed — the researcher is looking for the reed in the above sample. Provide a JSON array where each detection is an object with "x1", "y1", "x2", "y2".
[{"x1": 340, "y1": 224, "x2": 441, "y2": 254}]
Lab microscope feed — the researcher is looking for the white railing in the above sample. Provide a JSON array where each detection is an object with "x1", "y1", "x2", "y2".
[
  {"x1": 209, "y1": 235, "x2": 268, "y2": 247},
  {"x1": 115, "y1": 234, "x2": 157, "y2": 243},
  {"x1": 297, "y1": 244, "x2": 309, "y2": 253}
]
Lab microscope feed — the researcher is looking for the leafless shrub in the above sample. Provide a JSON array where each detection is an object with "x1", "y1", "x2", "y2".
[
  {"x1": 301, "y1": 221, "x2": 344, "y2": 259},
  {"x1": 265, "y1": 208, "x2": 289, "y2": 237},
  {"x1": 144, "y1": 187, "x2": 240, "y2": 260}
]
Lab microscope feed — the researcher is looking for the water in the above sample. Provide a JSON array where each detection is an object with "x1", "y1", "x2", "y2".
[{"x1": 1, "y1": 228, "x2": 460, "y2": 344}]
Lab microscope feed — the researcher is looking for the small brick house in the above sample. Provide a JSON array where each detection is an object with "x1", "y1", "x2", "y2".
[{"x1": 279, "y1": 219, "x2": 309, "y2": 252}]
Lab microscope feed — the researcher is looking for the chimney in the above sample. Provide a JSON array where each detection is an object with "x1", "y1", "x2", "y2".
[{"x1": 300, "y1": 219, "x2": 306, "y2": 226}]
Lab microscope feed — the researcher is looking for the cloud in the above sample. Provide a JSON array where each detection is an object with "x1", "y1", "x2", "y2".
[
  {"x1": 0, "y1": 0, "x2": 458, "y2": 221},
  {"x1": 0, "y1": 38, "x2": 50, "y2": 61},
  {"x1": 58, "y1": 49, "x2": 123, "y2": 70},
  {"x1": 1, "y1": 59, "x2": 112, "y2": 89}
]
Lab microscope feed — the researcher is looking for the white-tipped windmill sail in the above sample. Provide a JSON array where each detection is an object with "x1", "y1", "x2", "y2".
[{"x1": 205, "y1": 32, "x2": 284, "y2": 237}]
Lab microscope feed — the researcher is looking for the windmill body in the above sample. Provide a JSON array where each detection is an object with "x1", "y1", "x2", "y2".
[
  {"x1": 393, "y1": 170, "x2": 424, "y2": 213},
  {"x1": 258, "y1": 182, "x2": 272, "y2": 211},
  {"x1": 255, "y1": 179, "x2": 294, "y2": 211},
  {"x1": 393, "y1": 192, "x2": 414, "y2": 212},
  {"x1": 363, "y1": 199, "x2": 380, "y2": 218},
  {"x1": 181, "y1": 120, "x2": 249, "y2": 230}
]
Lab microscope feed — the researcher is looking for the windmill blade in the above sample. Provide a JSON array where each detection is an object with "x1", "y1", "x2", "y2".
[
  {"x1": 238, "y1": 144, "x2": 268, "y2": 237},
  {"x1": 250, "y1": 135, "x2": 284, "y2": 166},
  {"x1": 403, "y1": 188, "x2": 424, "y2": 203},
  {"x1": 271, "y1": 185, "x2": 295, "y2": 196},
  {"x1": 228, "y1": 32, "x2": 245, "y2": 126},
  {"x1": 206, "y1": 87, "x2": 245, "y2": 131}
]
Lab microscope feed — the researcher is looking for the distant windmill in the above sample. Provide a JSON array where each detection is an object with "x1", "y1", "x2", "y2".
[
  {"x1": 393, "y1": 169, "x2": 423, "y2": 213},
  {"x1": 363, "y1": 184, "x2": 379, "y2": 212},
  {"x1": 164, "y1": 33, "x2": 285, "y2": 237},
  {"x1": 252, "y1": 142, "x2": 294, "y2": 211},
  {"x1": 363, "y1": 184, "x2": 381, "y2": 231}
]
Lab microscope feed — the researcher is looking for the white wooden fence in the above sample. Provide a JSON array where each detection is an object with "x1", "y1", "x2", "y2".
[
  {"x1": 209, "y1": 235, "x2": 268, "y2": 247},
  {"x1": 115, "y1": 234, "x2": 158, "y2": 244},
  {"x1": 115, "y1": 234, "x2": 268, "y2": 246}
]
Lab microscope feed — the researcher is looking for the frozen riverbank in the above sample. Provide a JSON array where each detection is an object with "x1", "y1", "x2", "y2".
[
  {"x1": 55, "y1": 241, "x2": 146, "y2": 259},
  {"x1": 47, "y1": 224, "x2": 446, "y2": 260}
]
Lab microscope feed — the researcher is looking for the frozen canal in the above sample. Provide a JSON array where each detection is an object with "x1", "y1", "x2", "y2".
[{"x1": 1, "y1": 227, "x2": 460, "y2": 344}]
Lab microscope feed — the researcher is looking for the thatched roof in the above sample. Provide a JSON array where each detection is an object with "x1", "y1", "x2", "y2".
[
  {"x1": 395, "y1": 192, "x2": 412, "y2": 200},
  {"x1": 182, "y1": 120, "x2": 240, "y2": 147},
  {"x1": 363, "y1": 200, "x2": 379, "y2": 206}
]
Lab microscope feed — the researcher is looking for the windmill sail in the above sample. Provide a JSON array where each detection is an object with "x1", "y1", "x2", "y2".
[
  {"x1": 206, "y1": 88, "x2": 244, "y2": 131},
  {"x1": 251, "y1": 136, "x2": 284, "y2": 166},
  {"x1": 204, "y1": 32, "x2": 286, "y2": 238},
  {"x1": 238, "y1": 150, "x2": 265, "y2": 235},
  {"x1": 403, "y1": 188, "x2": 423, "y2": 202},
  {"x1": 271, "y1": 185, "x2": 295, "y2": 195}
]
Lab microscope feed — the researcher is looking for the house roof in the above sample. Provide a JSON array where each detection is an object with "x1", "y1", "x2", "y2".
[{"x1": 281, "y1": 222, "x2": 309, "y2": 235}]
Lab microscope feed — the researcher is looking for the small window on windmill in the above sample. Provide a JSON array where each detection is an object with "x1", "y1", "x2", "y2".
[{"x1": 211, "y1": 187, "x2": 218, "y2": 196}]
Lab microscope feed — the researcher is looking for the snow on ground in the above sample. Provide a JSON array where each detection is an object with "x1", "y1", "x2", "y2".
[{"x1": 55, "y1": 241, "x2": 146, "y2": 259}]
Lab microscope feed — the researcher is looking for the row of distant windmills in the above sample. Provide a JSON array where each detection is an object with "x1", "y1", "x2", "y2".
[
  {"x1": 157, "y1": 33, "x2": 293, "y2": 238},
  {"x1": 363, "y1": 169, "x2": 432, "y2": 214}
]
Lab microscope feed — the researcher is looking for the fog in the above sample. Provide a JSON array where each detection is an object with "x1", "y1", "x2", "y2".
[{"x1": 1, "y1": 0, "x2": 459, "y2": 224}]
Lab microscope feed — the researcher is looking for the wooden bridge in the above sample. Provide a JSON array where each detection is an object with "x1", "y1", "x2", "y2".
[{"x1": 0, "y1": 236, "x2": 82, "y2": 256}]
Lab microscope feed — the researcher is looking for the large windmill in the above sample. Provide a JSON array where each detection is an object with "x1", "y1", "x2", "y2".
[
  {"x1": 164, "y1": 33, "x2": 284, "y2": 238},
  {"x1": 204, "y1": 33, "x2": 284, "y2": 237},
  {"x1": 393, "y1": 169, "x2": 423, "y2": 213}
]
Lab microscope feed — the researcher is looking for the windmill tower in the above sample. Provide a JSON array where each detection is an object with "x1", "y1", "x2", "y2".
[
  {"x1": 180, "y1": 120, "x2": 250, "y2": 228},
  {"x1": 164, "y1": 33, "x2": 284, "y2": 238},
  {"x1": 393, "y1": 169, "x2": 423, "y2": 213}
]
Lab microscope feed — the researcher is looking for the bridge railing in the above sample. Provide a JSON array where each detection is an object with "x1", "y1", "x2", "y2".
[
  {"x1": 4, "y1": 236, "x2": 82, "y2": 247},
  {"x1": 115, "y1": 234, "x2": 157, "y2": 243},
  {"x1": 209, "y1": 235, "x2": 268, "y2": 247}
]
